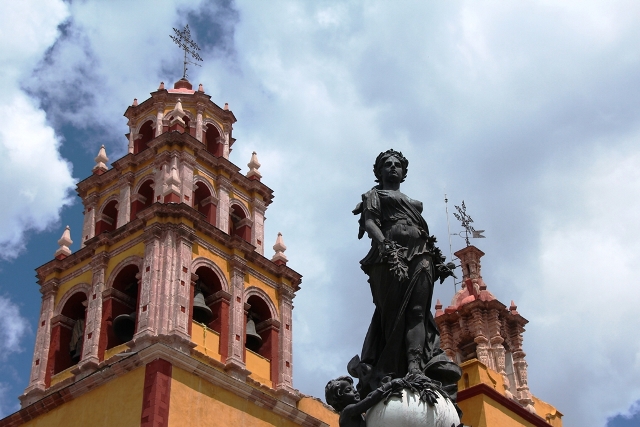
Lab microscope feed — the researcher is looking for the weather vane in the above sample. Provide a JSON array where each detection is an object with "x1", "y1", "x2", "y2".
[
  {"x1": 170, "y1": 24, "x2": 203, "y2": 80},
  {"x1": 453, "y1": 200, "x2": 485, "y2": 246}
]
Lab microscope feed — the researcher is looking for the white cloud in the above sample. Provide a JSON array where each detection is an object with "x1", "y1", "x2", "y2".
[
  {"x1": 4, "y1": 1, "x2": 640, "y2": 425},
  {"x1": 0, "y1": 296, "x2": 29, "y2": 360},
  {"x1": 0, "y1": 1, "x2": 75, "y2": 259}
]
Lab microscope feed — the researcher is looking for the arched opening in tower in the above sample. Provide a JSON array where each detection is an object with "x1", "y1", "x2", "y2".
[
  {"x1": 192, "y1": 266, "x2": 224, "y2": 331},
  {"x1": 134, "y1": 120, "x2": 154, "y2": 154},
  {"x1": 95, "y1": 200, "x2": 118, "y2": 235},
  {"x1": 47, "y1": 291, "x2": 87, "y2": 382},
  {"x1": 99, "y1": 264, "x2": 140, "y2": 360},
  {"x1": 193, "y1": 182, "x2": 216, "y2": 226},
  {"x1": 131, "y1": 179, "x2": 154, "y2": 220},
  {"x1": 204, "y1": 124, "x2": 223, "y2": 157},
  {"x1": 229, "y1": 204, "x2": 251, "y2": 243}
]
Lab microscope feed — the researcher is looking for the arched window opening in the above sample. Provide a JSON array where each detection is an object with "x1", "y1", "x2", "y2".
[
  {"x1": 245, "y1": 296, "x2": 273, "y2": 359},
  {"x1": 193, "y1": 182, "x2": 216, "y2": 226},
  {"x1": 193, "y1": 266, "x2": 223, "y2": 331},
  {"x1": 99, "y1": 265, "x2": 140, "y2": 359},
  {"x1": 134, "y1": 120, "x2": 154, "y2": 154},
  {"x1": 131, "y1": 179, "x2": 154, "y2": 220},
  {"x1": 204, "y1": 124, "x2": 223, "y2": 157},
  {"x1": 229, "y1": 204, "x2": 251, "y2": 242},
  {"x1": 96, "y1": 200, "x2": 118, "y2": 235},
  {"x1": 49, "y1": 292, "x2": 87, "y2": 377}
]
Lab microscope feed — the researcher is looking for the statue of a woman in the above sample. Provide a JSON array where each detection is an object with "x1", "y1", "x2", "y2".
[{"x1": 349, "y1": 149, "x2": 461, "y2": 401}]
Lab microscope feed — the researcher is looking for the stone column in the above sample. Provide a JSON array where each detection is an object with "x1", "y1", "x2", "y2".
[
  {"x1": 222, "y1": 123, "x2": 231, "y2": 159},
  {"x1": 155, "y1": 105, "x2": 164, "y2": 137},
  {"x1": 79, "y1": 254, "x2": 109, "y2": 369},
  {"x1": 116, "y1": 173, "x2": 134, "y2": 228},
  {"x1": 22, "y1": 280, "x2": 59, "y2": 399},
  {"x1": 135, "y1": 226, "x2": 163, "y2": 341},
  {"x1": 216, "y1": 177, "x2": 231, "y2": 234},
  {"x1": 179, "y1": 154, "x2": 195, "y2": 205},
  {"x1": 225, "y1": 256, "x2": 247, "y2": 377},
  {"x1": 511, "y1": 327, "x2": 535, "y2": 412},
  {"x1": 251, "y1": 199, "x2": 266, "y2": 255},
  {"x1": 81, "y1": 194, "x2": 98, "y2": 247},
  {"x1": 127, "y1": 122, "x2": 135, "y2": 154},
  {"x1": 277, "y1": 286, "x2": 295, "y2": 394},
  {"x1": 470, "y1": 307, "x2": 490, "y2": 367},
  {"x1": 168, "y1": 227, "x2": 195, "y2": 342},
  {"x1": 195, "y1": 106, "x2": 204, "y2": 142}
]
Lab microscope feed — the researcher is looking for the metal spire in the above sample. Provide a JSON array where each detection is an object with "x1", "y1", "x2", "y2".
[
  {"x1": 170, "y1": 24, "x2": 203, "y2": 79},
  {"x1": 453, "y1": 200, "x2": 480, "y2": 246}
]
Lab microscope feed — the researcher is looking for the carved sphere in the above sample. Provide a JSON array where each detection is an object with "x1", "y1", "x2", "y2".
[{"x1": 366, "y1": 389, "x2": 459, "y2": 427}]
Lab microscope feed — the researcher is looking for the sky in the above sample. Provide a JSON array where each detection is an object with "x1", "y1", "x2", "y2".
[{"x1": 1, "y1": 1, "x2": 640, "y2": 426}]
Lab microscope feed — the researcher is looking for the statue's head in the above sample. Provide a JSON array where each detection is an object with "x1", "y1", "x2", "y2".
[
  {"x1": 325, "y1": 375, "x2": 360, "y2": 412},
  {"x1": 374, "y1": 149, "x2": 408, "y2": 184}
]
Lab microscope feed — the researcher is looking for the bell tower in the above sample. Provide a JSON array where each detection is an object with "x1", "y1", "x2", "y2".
[
  {"x1": 435, "y1": 245, "x2": 563, "y2": 426},
  {"x1": 4, "y1": 78, "x2": 336, "y2": 427}
]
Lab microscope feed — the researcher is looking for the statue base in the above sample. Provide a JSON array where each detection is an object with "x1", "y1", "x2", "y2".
[{"x1": 366, "y1": 388, "x2": 460, "y2": 427}]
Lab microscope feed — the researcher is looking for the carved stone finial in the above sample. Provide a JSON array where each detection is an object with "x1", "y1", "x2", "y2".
[
  {"x1": 272, "y1": 232, "x2": 287, "y2": 265},
  {"x1": 132, "y1": 98, "x2": 138, "y2": 106},
  {"x1": 92, "y1": 145, "x2": 109, "y2": 175},
  {"x1": 435, "y1": 299, "x2": 444, "y2": 317},
  {"x1": 198, "y1": 83, "x2": 204, "y2": 92},
  {"x1": 224, "y1": 102, "x2": 229, "y2": 111},
  {"x1": 55, "y1": 226, "x2": 73, "y2": 259},
  {"x1": 510, "y1": 300, "x2": 519, "y2": 315},
  {"x1": 159, "y1": 81, "x2": 165, "y2": 90},
  {"x1": 247, "y1": 151, "x2": 262, "y2": 181},
  {"x1": 169, "y1": 99, "x2": 186, "y2": 130}
]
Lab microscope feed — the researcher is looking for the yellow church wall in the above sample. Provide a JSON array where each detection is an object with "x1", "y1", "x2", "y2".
[
  {"x1": 191, "y1": 243, "x2": 231, "y2": 285},
  {"x1": 246, "y1": 349, "x2": 271, "y2": 387},
  {"x1": 53, "y1": 266, "x2": 93, "y2": 307},
  {"x1": 104, "y1": 239, "x2": 145, "y2": 279},
  {"x1": 49, "y1": 365, "x2": 75, "y2": 388},
  {"x1": 459, "y1": 394, "x2": 541, "y2": 427},
  {"x1": 532, "y1": 396, "x2": 563, "y2": 427},
  {"x1": 297, "y1": 396, "x2": 339, "y2": 427},
  {"x1": 97, "y1": 189, "x2": 121, "y2": 210},
  {"x1": 169, "y1": 367, "x2": 303, "y2": 427},
  {"x1": 191, "y1": 321, "x2": 222, "y2": 362},
  {"x1": 21, "y1": 367, "x2": 144, "y2": 427},
  {"x1": 459, "y1": 359, "x2": 504, "y2": 392},
  {"x1": 103, "y1": 343, "x2": 130, "y2": 361}
]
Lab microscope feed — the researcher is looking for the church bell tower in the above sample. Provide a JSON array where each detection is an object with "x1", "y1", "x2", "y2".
[{"x1": 2, "y1": 78, "x2": 335, "y2": 427}]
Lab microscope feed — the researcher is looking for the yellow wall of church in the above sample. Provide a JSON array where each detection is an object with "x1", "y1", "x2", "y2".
[
  {"x1": 297, "y1": 397, "x2": 339, "y2": 427},
  {"x1": 169, "y1": 367, "x2": 302, "y2": 427},
  {"x1": 20, "y1": 367, "x2": 144, "y2": 427}
]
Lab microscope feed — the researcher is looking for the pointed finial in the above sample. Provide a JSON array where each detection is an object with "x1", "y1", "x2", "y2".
[
  {"x1": 55, "y1": 226, "x2": 73, "y2": 259},
  {"x1": 247, "y1": 151, "x2": 262, "y2": 180},
  {"x1": 93, "y1": 145, "x2": 109, "y2": 175},
  {"x1": 272, "y1": 232, "x2": 288, "y2": 265},
  {"x1": 132, "y1": 98, "x2": 138, "y2": 106},
  {"x1": 510, "y1": 300, "x2": 519, "y2": 314},
  {"x1": 435, "y1": 299, "x2": 444, "y2": 317},
  {"x1": 159, "y1": 81, "x2": 165, "y2": 90},
  {"x1": 198, "y1": 83, "x2": 204, "y2": 92},
  {"x1": 224, "y1": 103, "x2": 229, "y2": 111},
  {"x1": 174, "y1": 98, "x2": 185, "y2": 116}
]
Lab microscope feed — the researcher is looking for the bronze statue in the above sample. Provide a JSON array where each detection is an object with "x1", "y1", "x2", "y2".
[{"x1": 348, "y1": 149, "x2": 461, "y2": 406}]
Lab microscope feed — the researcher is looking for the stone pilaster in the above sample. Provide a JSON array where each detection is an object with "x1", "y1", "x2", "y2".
[
  {"x1": 168, "y1": 227, "x2": 195, "y2": 341},
  {"x1": 81, "y1": 194, "x2": 98, "y2": 247},
  {"x1": 179, "y1": 154, "x2": 195, "y2": 205},
  {"x1": 225, "y1": 255, "x2": 247, "y2": 377},
  {"x1": 23, "y1": 280, "x2": 59, "y2": 398},
  {"x1": 77, "y1": 254, "x2": 109, "y2": 370},
  {"x1": 116, "y1": 173, "x2": 134, "y2": 228},
  {"x1": 135, "y1": 226, "x2": 163, "y2": 340},
  {"x1": 251, "y1": 199, "x2": 266, "y2": 255},
  {"x1": 276, "y1": 286, "x2": 295, "y2": 394},
  {"x1": 222, "y1": 123, "x2": 231, "y2": 159},
  {"x1": 195, "y1": 106, "x2": 204, "y2": 142},
  {"x1": 155, "y1": 104, "x2": 164, "y2": 137},
  {"x1": 217, "y1": 177, "x2": 231, "y2": 234}
]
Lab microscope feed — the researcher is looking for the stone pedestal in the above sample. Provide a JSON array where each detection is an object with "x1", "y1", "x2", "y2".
[{"x1": 366, "y1": 389, "x2": 459, "y2": 427}]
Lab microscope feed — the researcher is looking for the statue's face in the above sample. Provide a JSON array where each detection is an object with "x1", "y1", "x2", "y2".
[
  {"x1": 381, "y1": 156, "x2": 403, "y2": 183},
  {"x1": 340, "y1": 381, "x2": 360, "y2": 403}
]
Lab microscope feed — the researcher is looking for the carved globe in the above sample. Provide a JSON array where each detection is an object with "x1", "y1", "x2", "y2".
[{"x1": 365, "y1": 388, "x2": 459, "y2": 427}]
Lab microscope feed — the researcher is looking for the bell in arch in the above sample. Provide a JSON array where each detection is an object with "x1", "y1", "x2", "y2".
[
  {"x1": 245, "y1": 313, "x2": 262, "y2": 352},
  {"x1": 192, "y1": 289, "x2": 214, "y2": 324},
  {"x1": 113, "y1": 311, "x2": 136, "y2": 343}
]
